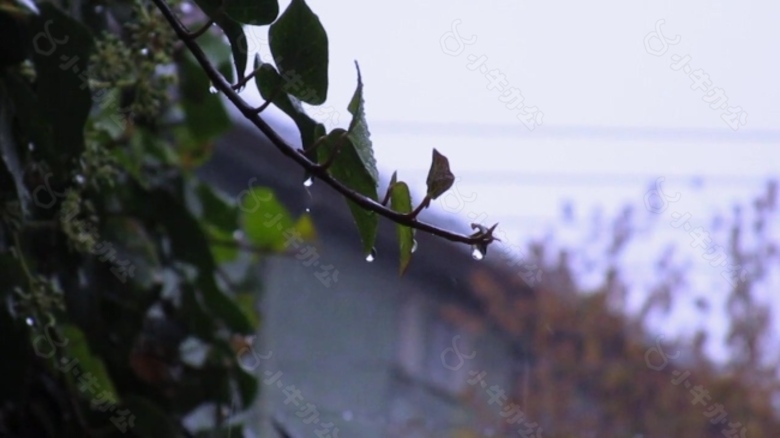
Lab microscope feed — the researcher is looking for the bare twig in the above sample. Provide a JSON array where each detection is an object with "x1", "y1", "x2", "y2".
[{"x1": 150, "y1": 0, "x2": 496, "y2": 248}]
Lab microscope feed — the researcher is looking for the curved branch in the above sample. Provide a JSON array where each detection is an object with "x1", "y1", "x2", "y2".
[{"x1": 151, "y1": 0, "x2": 496, "y2": 247}]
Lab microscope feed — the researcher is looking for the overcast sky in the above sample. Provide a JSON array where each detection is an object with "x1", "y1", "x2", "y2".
[{"x1": 235, "y1": 0, "x2": 780, "y2": 364}]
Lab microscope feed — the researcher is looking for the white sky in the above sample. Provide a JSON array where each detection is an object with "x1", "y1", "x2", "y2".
[{"x1": 235, "y1": 0, "x2": 780, "y2": 364}]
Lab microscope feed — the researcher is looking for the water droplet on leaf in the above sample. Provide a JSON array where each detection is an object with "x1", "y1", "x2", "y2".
[
  {"x1": 366, "y1": 248, "x2": 377, "y2": 263},
  {"x1": 303, "y1": 177, "x2": 313, "y2": 188},
  {"x1": 411, "y1": 239, "x2": 418, "y2": 253},
  {"x1": 25, "y1": 317, "x2": 35, "y2": 326},
  {"x1": 208, "y1": 85, "x2": 218, "y2": 94},
  {"x1": 471, "y1": 246, "x2": 485, "y2": 261}
]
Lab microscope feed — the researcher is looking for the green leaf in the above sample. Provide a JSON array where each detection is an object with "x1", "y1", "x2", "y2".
[
  {"x1": 179, "y1": 52, "x2": 231, "y2": 143},
  {"x1": 0, "y1": 81, "x2": 27, "y2": 213},
  {"x1": 269, "y1": 0, "x2": 328, "y2": 104},
  {"x1": 317, "y1": 129, "x2": 378, "y2": 256},
  {"x1": 192, "y1": 0, "x2": 248, "y2": 81},
  {"x1": 224, "y1": 0, "x2": 278, "y2": 25},
  {"x1": 241, "y1": 187, "x2": 295, "y2": 251},
  {"x1": 426, "y1": 148, "x2": 455, "y2": 200},
  {"x1": 122, "y1": 395, "x2": 179, "y2": 438},
  {"x1": 234, "y1": 365, "x2": 258, "y2": 407},
  {"x1": 253, "y1": 60, "x2": 320, "y2": 153},
  {"x1": 139, "y1": 187, "x2": 253, "y2": 334},
  {"x1": 346, "y1": 62, "x2": 379, "y2": 184},
  {"x1": 196, "y1": 182, "x2": 239, "y2": 234},
  {"x1": 234, "y1": 293, "x2": 260, "y2": 329},
  {"x1": 59, "y1": 324, "x2": 119, "y2": 405},
  {"x1": 197, "y1": 29, "x2": 235, "y2": 82},
  {"x1": 390, "y1": 181, "x2": 414, "y2": 276},
  {"x1": 0, "y1": 10, "x2": 31, "y2": 68},
  {"x1": 29, "y1": 3, "x2": 94, "y2": 171}
]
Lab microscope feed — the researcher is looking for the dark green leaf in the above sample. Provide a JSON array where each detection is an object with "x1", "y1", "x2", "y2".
[
  {"x1": 253, "y1": 60, "x2": 320, "y2": 153},
  {"x1": 346, "y1": 62, "x2": 379, "y2": 183},
  {"x1": 29, "y1": 3, "x2": 94, "y2": 171},
  {"x1": 269, "y1": 0, "x2": 328, "y2": 104},
  {"x1": 122, "y1": 395, "x2": 179, "y2": 438},
  {"x1": 317, "y1": 129, "x2": 378, "y2": 256},
  {"x1": 59, "y1": 324, "x2": 119, "y2": 404},
  {"x1": 224, "y1": 0, "x2": 278, "y2": 25},
  {"x1": 234, "y1": 365, "x2": 258, "y2": 407},
  {"x1": 197, "y1": 182, "x2": 239, "y2": 233},
  {"x1": 0, "y1": 11, "x2": 31, "y2": 67},
  {"x1": 426, "y1": 148, "x2": 455, "y2": 200},
  {"x1": 390, "y1": 181, "x2": 414, "y2": 275},
  {"x1": 3, "y1": 72, "x2": 53, "y2": 158},
  {"x1": 179, "y1": 52, "x2": 231, "y2": 143},
  {"x1": 140, "y1": 187, "x2": 253, "y2": 334},
  {"x1": 241, "y1": 187, "x2": 295, "y2": 251},
  {"x1": 192, "y1": 0, "x2": 248, "y2": 81},
  {"x1": 0, "y1": 81, "x2": 27, "y2": 213},
  {"x1": 197, "y1": 29, "x2": 235, "y2": 82}
]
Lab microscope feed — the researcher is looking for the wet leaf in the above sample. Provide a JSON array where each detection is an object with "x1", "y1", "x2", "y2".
[
  {"x1": 269, "y1": 0, "x2": 328, "y2": 104},
  {"x1": 317, "y1": 129, "x2": 378, "y2": 256},
  {"x1": 346, "y1": 62, "x2": 378, "y2": 184},
  {"x1": 426, "y1": 148, "x2": 455, "y2": 200},
  {"x1": 390, "y1": 181, "x2": 414, "y2": 275}
]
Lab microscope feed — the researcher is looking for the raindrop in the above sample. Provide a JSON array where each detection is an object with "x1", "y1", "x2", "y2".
[
  {"x1": 208, "y1": 85, "x2": 219, "y2": 94},
  {"x1": 28, "y1": 143, "x2": 35, "y2": 151},
  {"x1": 305, "y1": 207, "x2": 311, "y2": 213},
  {"x1": 411, "y1": 239, "x2": 418, "y2": 253},
  {"x1": 471, "y1": 246, "x2": 485, "y2": 261},
  {"x1": 342, "y1": 410, "x2": 353, "y2": 421},
  {"x1": 74, "y1": 175, "x2": 86, "y2": 185},
  {"x1": 235, "y1": 84, "x2": 246, "y2": 93},
  {"x1": 365, "y1": 248, "x2": 377, "y2": 263},
  {"x1": 25, "y1": 317, "x2": 35, "y2": 326},
  {"x1": 303, "y1": 177, "x2": 314, "y2": 188},
  {"x1": 140, "y1": 48, "x2": 149, "y2": 56}
]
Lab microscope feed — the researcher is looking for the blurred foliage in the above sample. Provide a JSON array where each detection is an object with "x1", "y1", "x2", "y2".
[
  {"x1": 0, "y1": 0, "x2": 327, "y2": 435},
  {"x1": 434, "y1": 181, "x2": 780, "y2": 437}
]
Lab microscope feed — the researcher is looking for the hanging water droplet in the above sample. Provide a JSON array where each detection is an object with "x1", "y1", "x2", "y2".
[
  {"x1": 208, "y1": 85, "x2": 219, "y2": 94},
  {"x1": 411, "y1": 239, "x2": 418, "y2": 253},
  {"x1": 25, "y1": 317, "x2": 35, "y2": 326},
  {"x1": 342, "y1": 410, "x2": 353, "y2": 421},
  {"x1": 303, "y1": 177, "x2": 314, "y2": 188},
  {"x1": 471, "y1": 246, "x2": 485, "y2": 261},
  {"x1": 305, "y1": 207, "x2": 311, "y2": 213},
  {"x1": 140, "y1": 48, "x2": 149, "y2": 56},
  {"x1": 365, "y1": 248, "x2": 377, "y2": 263},
  {"x1": 235, "y1": 84, "x2": 246, "y2": 93},
  {"x1": 74, "y1": 175, "x2": 86, "y2": 185}
]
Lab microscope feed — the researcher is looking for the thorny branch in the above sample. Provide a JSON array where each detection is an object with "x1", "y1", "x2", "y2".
[{"x1": 151, "y1": 0, "x2": 498, "y2": 249}]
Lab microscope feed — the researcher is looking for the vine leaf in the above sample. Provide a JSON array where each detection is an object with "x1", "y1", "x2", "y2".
[
  {"x1": 390, "y1": 181, "x2": 414, "y2": 275},
  {"x1": 426, "y1": 148, "x2": 455, "y2": 200},
  {"x1": 317, "y1": 129, "x2": 378, "y2": 256},
  {"x1": 191, "y1": 0, "x2": 248, "y2": 81},
  {"x1": 224, "y1": 0, "x2": 278, "y2": 26},
  {"x1": 269, "y1": 0, "x2": 328, "y2": 105},
  {"x1": 346, "y1": 61, "x2": 379, "y2": 184},
  {"x1": 254, "y1": 59, "x2": 320, "y2": 153}
]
